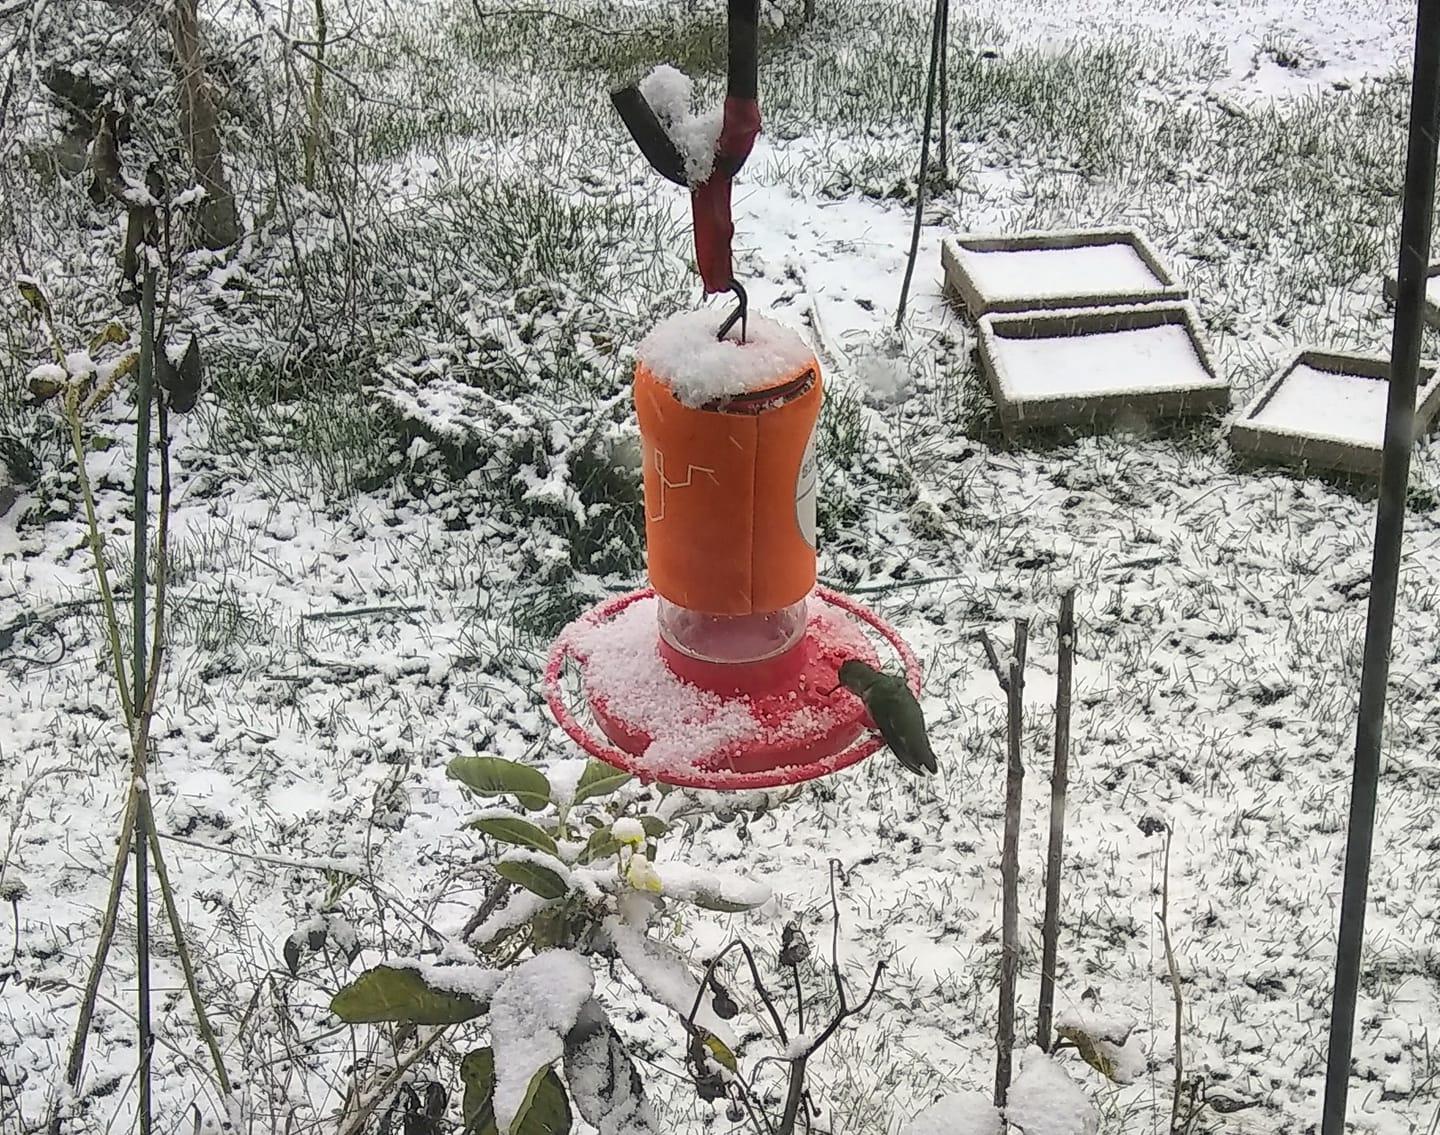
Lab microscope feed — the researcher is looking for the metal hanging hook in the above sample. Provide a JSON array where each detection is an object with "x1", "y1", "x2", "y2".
[{"x1": 716, "y1": 279, "x2": 748, "y2": 344}]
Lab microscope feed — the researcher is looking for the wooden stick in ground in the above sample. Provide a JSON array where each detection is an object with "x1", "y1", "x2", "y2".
[
  {"x1": 980, "y1": 619, "x2": 1028, "y2": 1108},
  {"x1": 1036, "y1": 588, "x2": 1076, "y2": 1053},
  {"x1": 1160, "y1": 823, "x2": 1184, "y2": 1133}
]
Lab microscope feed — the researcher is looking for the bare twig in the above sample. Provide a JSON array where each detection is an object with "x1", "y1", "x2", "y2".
[
  {"x1": 1160, "y1": 822, "x2": 1184, "y2": 1133},
  {"x1": 1036, "y1": 589, "x2": 1076, "y2": 1052},
  {"x1": 989, "y1": 618, "x2": 1028, "y2": 1107},
  {"x1": 335, "y1": 1026, "x2": 447, "y2": 1135}
]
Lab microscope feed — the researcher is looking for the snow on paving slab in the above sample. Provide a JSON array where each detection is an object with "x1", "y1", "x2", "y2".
[
  {"x1": 1230, "y1": 350, "x2": 1440, "y2": 476},
  {"x1": 941, "y1": 229, "x2": 1183, "y2": 317},
  {"x1": 993, "y1": 322, "x2": 1204, "y2": 400},
  {"x1": 962, "y1": 243, "x2": 1163, "y2": 304},
  {"x1": 977, "y1": 304, "x2": 1227, "y2": 430}
]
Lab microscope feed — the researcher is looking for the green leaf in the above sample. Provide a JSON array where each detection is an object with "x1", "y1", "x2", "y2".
[
  {"x1": 577, "y1": 828, "x2": 622, "y2": 865},
  {"x1": 496, "y1": 858, "x2": 570, "y2": 900},
  {"x1": 330, "y1": 964, "x2": 492, "y2": 1025},
  {"x1": 572, "y1": 761, "x2": 631, "y2": 805},
  {"x1": 703, "y1": 1033, "x2": 738, "y2": 1074},
  {"x1": 638, "y1": 816, "x2": 668, "y2": 840},
  {"x1": 462, "y1": 1048, "x2": 499, "y2": 1135},
  {"x1": 449, "y1": 756, "x2": 552, "y2": 812},
  {"x1": 475, "y1": 816, "x2": 559, "y2": 857},
  {"x1": 511, "y1": 1065, "x2": 572, "y2": 1134}
]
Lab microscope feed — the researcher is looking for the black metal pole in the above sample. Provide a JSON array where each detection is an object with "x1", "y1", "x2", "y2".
[{"x1": 1322, "y1": 4, "x2": 1440, "y2": 1132}]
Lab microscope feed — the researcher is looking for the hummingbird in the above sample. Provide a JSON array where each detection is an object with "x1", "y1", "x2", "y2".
[{"x1": 836, "y1": 659, "x2": 936, "y2": 776}]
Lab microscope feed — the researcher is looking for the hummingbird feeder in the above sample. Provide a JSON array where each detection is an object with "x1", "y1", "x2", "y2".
[{"x1": 542, "y1": 0, "x2": 921, "y2": 790}]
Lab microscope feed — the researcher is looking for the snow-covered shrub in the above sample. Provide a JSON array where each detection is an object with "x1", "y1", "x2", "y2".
[{"x1": 330, "y1": 755, "x2": 782, "y2": 1134}]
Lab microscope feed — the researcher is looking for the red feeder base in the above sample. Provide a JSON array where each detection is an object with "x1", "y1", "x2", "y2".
[{"x1": 544, "y1": 586, "x2": 921, "y2": 790}]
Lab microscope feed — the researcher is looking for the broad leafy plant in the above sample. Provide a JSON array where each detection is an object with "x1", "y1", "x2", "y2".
[{"x1": 331, "y1": 754, "x2": 787, "y2": 1135}]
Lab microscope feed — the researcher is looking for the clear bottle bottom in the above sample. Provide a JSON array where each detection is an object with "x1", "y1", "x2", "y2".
[{"x1": 657, "y1": 597, "x2": 808, "y2": 665}]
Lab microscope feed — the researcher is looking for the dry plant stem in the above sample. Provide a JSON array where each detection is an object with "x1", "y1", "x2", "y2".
[
  {"x1": 304, "y1": 0, "x2": 326, "y2": 188},
  {"x1": 335, "y1": 1026, "x2": 446, "y2": 1135},
  {"x1": 981, "y1": 619, "x2": 1028, "y2": 1108},
  {"x1": 63, "y1": 392, "x2": 134, "y2": 725},
  {"x1": 1036, "y1": 589, "x2": 1076, "y2": 1052},
  {"x1": 60, "y1": 793, "x2": 137, "y2": 1099},
  {"x1": 1160, "y1": 824, "x2": 1184, "y2": 1133}
]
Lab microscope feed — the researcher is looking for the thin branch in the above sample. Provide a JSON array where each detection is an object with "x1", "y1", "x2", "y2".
[
  {"x1": 1037, "y1": 588, "x2": 1076, "y2": 1053},
  {"x1": 1160, "y1": 823, "x2": 1184, "y2": 1133}
]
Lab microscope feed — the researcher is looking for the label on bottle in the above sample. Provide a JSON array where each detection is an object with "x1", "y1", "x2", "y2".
[{"x1": 795, "y1": 422, "x2": 818, "y2": 550}]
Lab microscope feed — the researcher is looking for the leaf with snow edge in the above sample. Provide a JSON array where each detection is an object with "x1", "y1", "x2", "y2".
[
  {"x1": 475, "y1": 815, "x2": 559, "y2": 857},
  {"x1": 462, "y1": 1050, "x2": 569, "y2": 1135},
  {"x1": 639, "y1": 816, "x2": 668, "y2": 839},
  {"x1": 330, "y1": 962, "x2": 500, "y2": 1024},
  {"x1": 450, "y1": 756, "x2": 551, "y2": 811},
  {"x1": 577, "y1": 828, "x2": 623, "y2": 865},
  {"x1": 573, "y1": 761, "x2": 631, "y2": 805},
  {"x1": 489, "y1": 951, "x2": 592, "y2": 1134},
  {"x1": 471, "y1": 888, "x2": 555, "y2": 949},
  {"x1": 604, "y1": 917, "x2": 736, "y2": 1047},
  {"x1": 497, "y1": 849, "x2": 572, "y2": 900},
  {"x1": 1004, "y1": 1047, "x2": 1100, "y2": 1135},
  {"x1": 654, "y1": 862, "x2": 770, "y2": 912},
  {"x1": 1056, "y1": 1013, "x2": 1140, "y2": 1085},
  {"x1": 702, "y1": 1034, "x2": 737, "y2": 1074},
  {"x1": 563, "y1": 997, "x2": 658, "y2": 1135},
  {"x1": 905, "y1": 1090, "x2": 1001, "y2": 1135},
  {"x1": 461, "y1": 1048, "x2": 499, "y2": 1134},
  {"x1": 511, "y1": 1065, "x2": 573, "y2": 1135}
]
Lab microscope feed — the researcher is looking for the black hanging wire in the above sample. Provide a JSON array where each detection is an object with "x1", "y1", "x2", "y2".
[
  {"x1": 894, "y1": 0, "x2": 948, "y2": 331},
  {"x1": 1321, "y1": 2, "x2": 1440, "y2": 1131}
]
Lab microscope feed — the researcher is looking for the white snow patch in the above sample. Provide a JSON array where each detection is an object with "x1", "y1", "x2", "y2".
[
  {"x1": 962, "y1": 243, "x2": 1164, "y2": 305},
  {"x1": 1248, "y1": 364, "x2": 1420, "y2": 446},
  {"x1": 638, "y1": 308, "x2": 816, "y2": 407},
  {"x1": 638, "y1": 64, "x2": 722, "y2": 184},
  {"x1": 1005, "y1": 1047, "x2": 1100, "y2": 1135},
  {"x1": 905, "y1": 1090, "x2": 1003, "y2": 1135},
  {"x1": 567, "y1": 595, "x2": 759, "y2": 773},
  {"x1": 994, "y1": 322, "x2": 1210, "y2": 400}
]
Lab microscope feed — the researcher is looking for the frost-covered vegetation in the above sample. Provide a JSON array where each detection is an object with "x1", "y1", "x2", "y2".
[{"x1": 1, "y1": 0, "x2": 1438, "y2": 1132}]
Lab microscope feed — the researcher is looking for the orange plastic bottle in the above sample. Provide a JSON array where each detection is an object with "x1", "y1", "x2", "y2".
[{"x1": 634, "y1": 311, "x2": 821, "y2": 665}]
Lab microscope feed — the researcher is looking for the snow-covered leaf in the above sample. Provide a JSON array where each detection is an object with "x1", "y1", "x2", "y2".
[
  {"x1": 450, "y1": 756, "x2": 552, "y2": 811},
  {"x1": 475, "y1": 815, "x2": 559, "y2": 857},
  {"x1": 605, "y1": 918, "x2": 736, "y2": 1046},
  {"x1": 330, "y1": 962, "x2": 499, "y2": 1024},
  {"x1": 490, "y1": 951, "x2": 592, "y2": 1134},
  {"x1": 654, "y1": 862, "x2": 770, "y2": 912},
  {"x1": 1056, "y1": 1012, "x2": 1141, "y2": 1084},
  {"x1": 496, "y1": 851, "x2": 571, "y2": 900},
  {"x1": 572, "y1": 760, "x2": 631, "y2": 805},
  {"x1": 563, "y1": 998, "x2": 658, "y2": 1135}
]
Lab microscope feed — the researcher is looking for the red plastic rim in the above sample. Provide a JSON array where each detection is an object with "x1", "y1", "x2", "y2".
[{"x1": 543, "y1": 587, "x2": 922, "y2": 790}]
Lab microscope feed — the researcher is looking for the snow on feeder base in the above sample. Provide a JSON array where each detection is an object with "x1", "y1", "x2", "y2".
[
  {"x1": 545, "y1": 586, "x2": 920, "y2": 790},
  {"x1": 543, "y1": 308, "x2": 922, "y2": 790}
]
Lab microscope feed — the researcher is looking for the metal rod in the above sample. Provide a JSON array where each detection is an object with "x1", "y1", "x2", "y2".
[
  {"x1": 133, "y1": 223, "x2": 156, "y2": 1135},
  {"x1": 1321, "y1": 4, "x2": 1440, "y2": 1130},
  {"x1": 896, "y1": 0, "x2": 947, "y2": 330}
]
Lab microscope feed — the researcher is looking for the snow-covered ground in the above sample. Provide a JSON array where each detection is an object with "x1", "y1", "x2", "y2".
[{"x1": 2, "y1": 0, "x2": 1438, "y2": 1132}]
